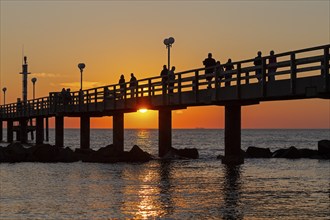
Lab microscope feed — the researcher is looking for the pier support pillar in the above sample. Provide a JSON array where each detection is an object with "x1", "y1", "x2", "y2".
[
  {"x1": 7, "y1": 120, "x2": 13, "y2": 143},
  {"x1": 80, "y1": 116, "x2": 90, "y2": 149},
  {"x1": 0, "y1": 120, "x2": 3, "y2": 141},
  {"x1": 113, "y1": 112, "x2": 124, "y2": 152},
  {"x1": 159, "y1": 109, "x2": 172, "y2": 157},
  {"x1": 45, "y1": 117, "x2": 49, "y2": 142},
  {"x1": 222, "y1": 105, "x2": 244, "y2": 165},
  {"x1": 19, "y1": 119, "x2": 28, "y2": 144},
  {"x1": 36, "y1": 117, "x2": 44, "y2": 145},
  {"x1": 55, "y1": 116, "x2": 64, "y2": 147}
]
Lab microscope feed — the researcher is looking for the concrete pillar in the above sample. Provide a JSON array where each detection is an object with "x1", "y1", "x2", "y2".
[
  {"x1": 29, "y1": 118, "x2": 34, "y2": 141},
  {"x1": 45, "y1": 117, "x2": 49, "y2": 142},
  {"x1": 158, "y1": 109, "x2": 172, "y2": 157},
  {"x1": 222, "y1": 105, "x2": 244, "y2": 165},
  {"x1": 19, "y1": 119, "x2": 28, "y2": 144},
  {"x1": 0, "y1": 120, "x2": 3, "y2": 141},
  {"x1": 80, "y1": 116, "x2": 90, "y2": 149},
  {"x1": 7, "y1": 120, "x2": 13, "y2": 143},
  {"x1": 55, "y1": 116, "x2": 64, "y2": 147},
  {"x1": 113, "y1": 112, "x2": 124, "y2": 152},
  {"x1": 36, "y1": 117, "x2": 44, "y2": 145}
]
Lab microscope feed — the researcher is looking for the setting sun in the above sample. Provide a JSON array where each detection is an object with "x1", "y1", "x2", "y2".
[{"x1": 138, "y1": 109, "x2": 148, "y2": 113}]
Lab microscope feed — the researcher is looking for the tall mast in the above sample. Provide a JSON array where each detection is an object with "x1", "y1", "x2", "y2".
[{"x1": 20, "y1": 56, "x2": 30, "y2": 103}]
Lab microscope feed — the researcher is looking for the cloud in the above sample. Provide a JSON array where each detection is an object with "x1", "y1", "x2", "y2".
[
  {"x1": 59, "y1": 81, "x2": 105, "y2": 90},
  {"x1": 32, "y1": 72, "x2": 63, "y2": 78}
]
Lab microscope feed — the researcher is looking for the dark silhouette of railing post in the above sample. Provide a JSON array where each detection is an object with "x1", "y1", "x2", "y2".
[
  {"x1": 36, "y1": 116, "x2": 44, "y2": 145},
  {"x1": 245, "y1": 71, "x2": 250, "y2": 85},
  {"x1": 194, "y1": 70, "x2": 199, "y2": 103},
  {"x1": 7, "y1": 119, "x2": 13, "y2": 143},
  {"x1": 159, "y1": 109, "x2": 172, "y2": 157},
  {"x1": 323, "y1": 47, "x2": 329, "y2": 92},
  {"x1": 222, "y1": 104, "x2": 244, "y2": 165},
  {"x1": 80, "y1": 115, "x2": 90, "y2": 149},
  {"x1": 55, "y1": 116, "x2": 64, "y2": 147},
  {"x1": 290, "y1": 53, "x2": 297, "y2": 95},
  {"x1": 178, "y1": 74, "x2": 182, "y2": 104},
  {"x1": 261, "y1": 58, "x2": 267, "y2": 97},
  {"x1": 236, "y1": 63, "x2": 242, "y2": 99},
  {"x1": 113, "y1": 112, "x2": 124, "y2": 152}
]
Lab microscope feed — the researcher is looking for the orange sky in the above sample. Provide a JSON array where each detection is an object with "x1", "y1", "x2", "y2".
[{"x1": 0, "y1": 1, "x2": 329, "y2": 129}]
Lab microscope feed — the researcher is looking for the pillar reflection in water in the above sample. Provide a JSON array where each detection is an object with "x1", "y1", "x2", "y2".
[
  {"x1": 221, "y1": 165, "x2": 243, "y2": 220},
  {"x1": 158, "y1": 160, "x2": 174, "y2": 216}
]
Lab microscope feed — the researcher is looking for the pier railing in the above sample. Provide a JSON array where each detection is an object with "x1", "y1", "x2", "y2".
[{"x1": 1, "y1": 44, "x2": 329, "y2": 118}]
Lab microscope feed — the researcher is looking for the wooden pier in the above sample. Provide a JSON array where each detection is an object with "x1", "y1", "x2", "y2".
[{"x1": 1, "y1": 45, "x2": 329, "y2": 164}]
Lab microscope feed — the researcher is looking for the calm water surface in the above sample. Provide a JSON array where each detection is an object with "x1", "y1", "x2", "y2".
[{"x1": 0, "y1": 129, "x2": 329, "y2": 219}]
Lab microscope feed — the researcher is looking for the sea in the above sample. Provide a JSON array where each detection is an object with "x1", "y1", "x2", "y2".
[{"x1": 0, "y1": 129, "x2": 329, "y2": 219}]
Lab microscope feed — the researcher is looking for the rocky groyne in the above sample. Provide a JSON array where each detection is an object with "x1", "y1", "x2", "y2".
[
  {"x1": 217, "y1": 140, "x2": 330, "y2": 160},
  {"x1": 0, "y1": 143, "x2": 200, "y2": 163}
]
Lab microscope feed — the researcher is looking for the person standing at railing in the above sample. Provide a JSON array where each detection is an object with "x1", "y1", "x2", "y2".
[
  {"x1": 254, "y1": 51, "x2": 262, "y2": 82},
  {"x1": 203, "y1": 53, "x2": 216, "y2": 88},
  {"x1": 66, "y1": 88, "x2": 72, "y2": 105},
  {"x1": 129, "y1": 73, "x2": 137, "y2": 98},
  {"x1": 268, "y1": 50, "x2": 277, "y2": 81},
  {"x1": 160, "y1": 65, "x2": 168, "y2": 95},
  {"x1": 60, "y1": 88, "x2": 66, "y2": 105},
  {"x1": 168, "y1": 66, "x2": 176, "y2": 94},
  {"x1": 215, "y1": 61, "x2": 224, "y2": 84},
  {"x1": 224, "y1": 58, "x2": 234, "y2": 87},
  {"x1": 119, "y1": 74, "x2": 126, "y2": 99}
]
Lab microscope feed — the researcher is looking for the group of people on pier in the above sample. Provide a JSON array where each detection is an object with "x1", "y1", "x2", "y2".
[
  {"x1": 160, "y1": 65, "x2": 176, "y2": 94},
  {"x1": 116, "y1": 73, "x2": 138, "y2": 98},
  {"x1": 59, "y1": 88, "x2": 72, "y2": 105},
  {"x1": 53, "y1": 50, "x2": 278, "y2": 104},
  {"x1": 203, "y1": 50, "x2": 277, "y2": 88}
]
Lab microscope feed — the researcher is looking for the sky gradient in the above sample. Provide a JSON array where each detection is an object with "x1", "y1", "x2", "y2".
[{"x1": 0, "y1": 1, "x2": 329, "y2": 129}]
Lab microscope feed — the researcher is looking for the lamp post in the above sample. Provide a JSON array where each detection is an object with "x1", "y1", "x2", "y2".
[
  {"x1": 163, "y1": 37, "x2": 175, "y2": 69},
  {"x1": 2, "y1": 87, "x2": 6, "y2": 105},
  {"x1": 31, "y1": 77, "x2": 37, "y2": 99},
  {"x1": 78, "y1": 63, "x2": 86, "y2": 91}
]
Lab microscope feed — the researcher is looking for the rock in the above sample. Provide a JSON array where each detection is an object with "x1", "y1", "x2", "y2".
[
  {"x1": 28, "y1": 144, "x2": 60, "y2": 162},
  {"x1": 281, "y1": 146, "x2": 301, "y2": 159},
  {"x1": 318, "y1": 140, "x2": 330, "y2": 156},
  {"x1": 216, "y1": 154, "x2": 224, "y2": 160},
  {"x1": 74, "y1": 148, "x2": 95, "y2": 161},
  {"x1": 298, "y1": 148, "x2": 318, "y2": 158},
  {"x1": 162, "y1": 147, "x2": 199, "y2": 159},
  {"x1": 4, "y1": 143, "x2": 28, "y2": 162},
  {"x1": 176, "y1": 148, "x2": 199, "y2": 159},
  {"x1": 57, "y1": 147, "x2": 79, "y2": 162},
  {"x1": 246, "y1": 146, "x2": 272, "y2": 158},
  {"x1": 272, "y1": 148, "x2": 287, "y2": 158},
  {"x1": 125, "y1": 145, "x2": 153, "y2": 162}
]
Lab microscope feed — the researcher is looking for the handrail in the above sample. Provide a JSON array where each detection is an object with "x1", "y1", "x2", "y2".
[{"x1": 0, "y1": 44, "x2": 329, "y2": 117}]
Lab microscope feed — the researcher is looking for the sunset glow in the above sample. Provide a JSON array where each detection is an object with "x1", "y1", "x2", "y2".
[
  {"x1": 0, "y1": 1, "x2": 329, "y2": 129},
  {"x1": 138, "y1": 109, "x2": 148, "y2": 113}
]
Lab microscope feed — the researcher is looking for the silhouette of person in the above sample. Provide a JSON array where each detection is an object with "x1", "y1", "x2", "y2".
[
  {"x1": 203, "y1": 53, "x2": 216, "y2": 88},
  {"x1": 215, "y1": 61, "x2": 224, "y2": 83},
  {"x1": 66, "y1": 88, "x2": 72, "y2": 105},
  {"x1": 254, "y1": 51, "x2": 262, "y2": 82},
  {"x1": 60, "y1": 88, "x2": 66, "y2": 105},
  {"x1": 268, "y1": 50, "x2": 277, "y2": 81},
  {"x1": 168, "y1": 66, "x2": 176, "y2": 94},
  {"x1": 224, "y1": 59, "x2": 234, "y2": 87},
  {"x1": 129, "y1": 73, "x2": 137, "y2": 97},
  {"x1": 160, "y1": 65, "x2": 168, "y2": 94},
  {"x1": 119, "y1": 74, "x2": 126, "y2": 98}
]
